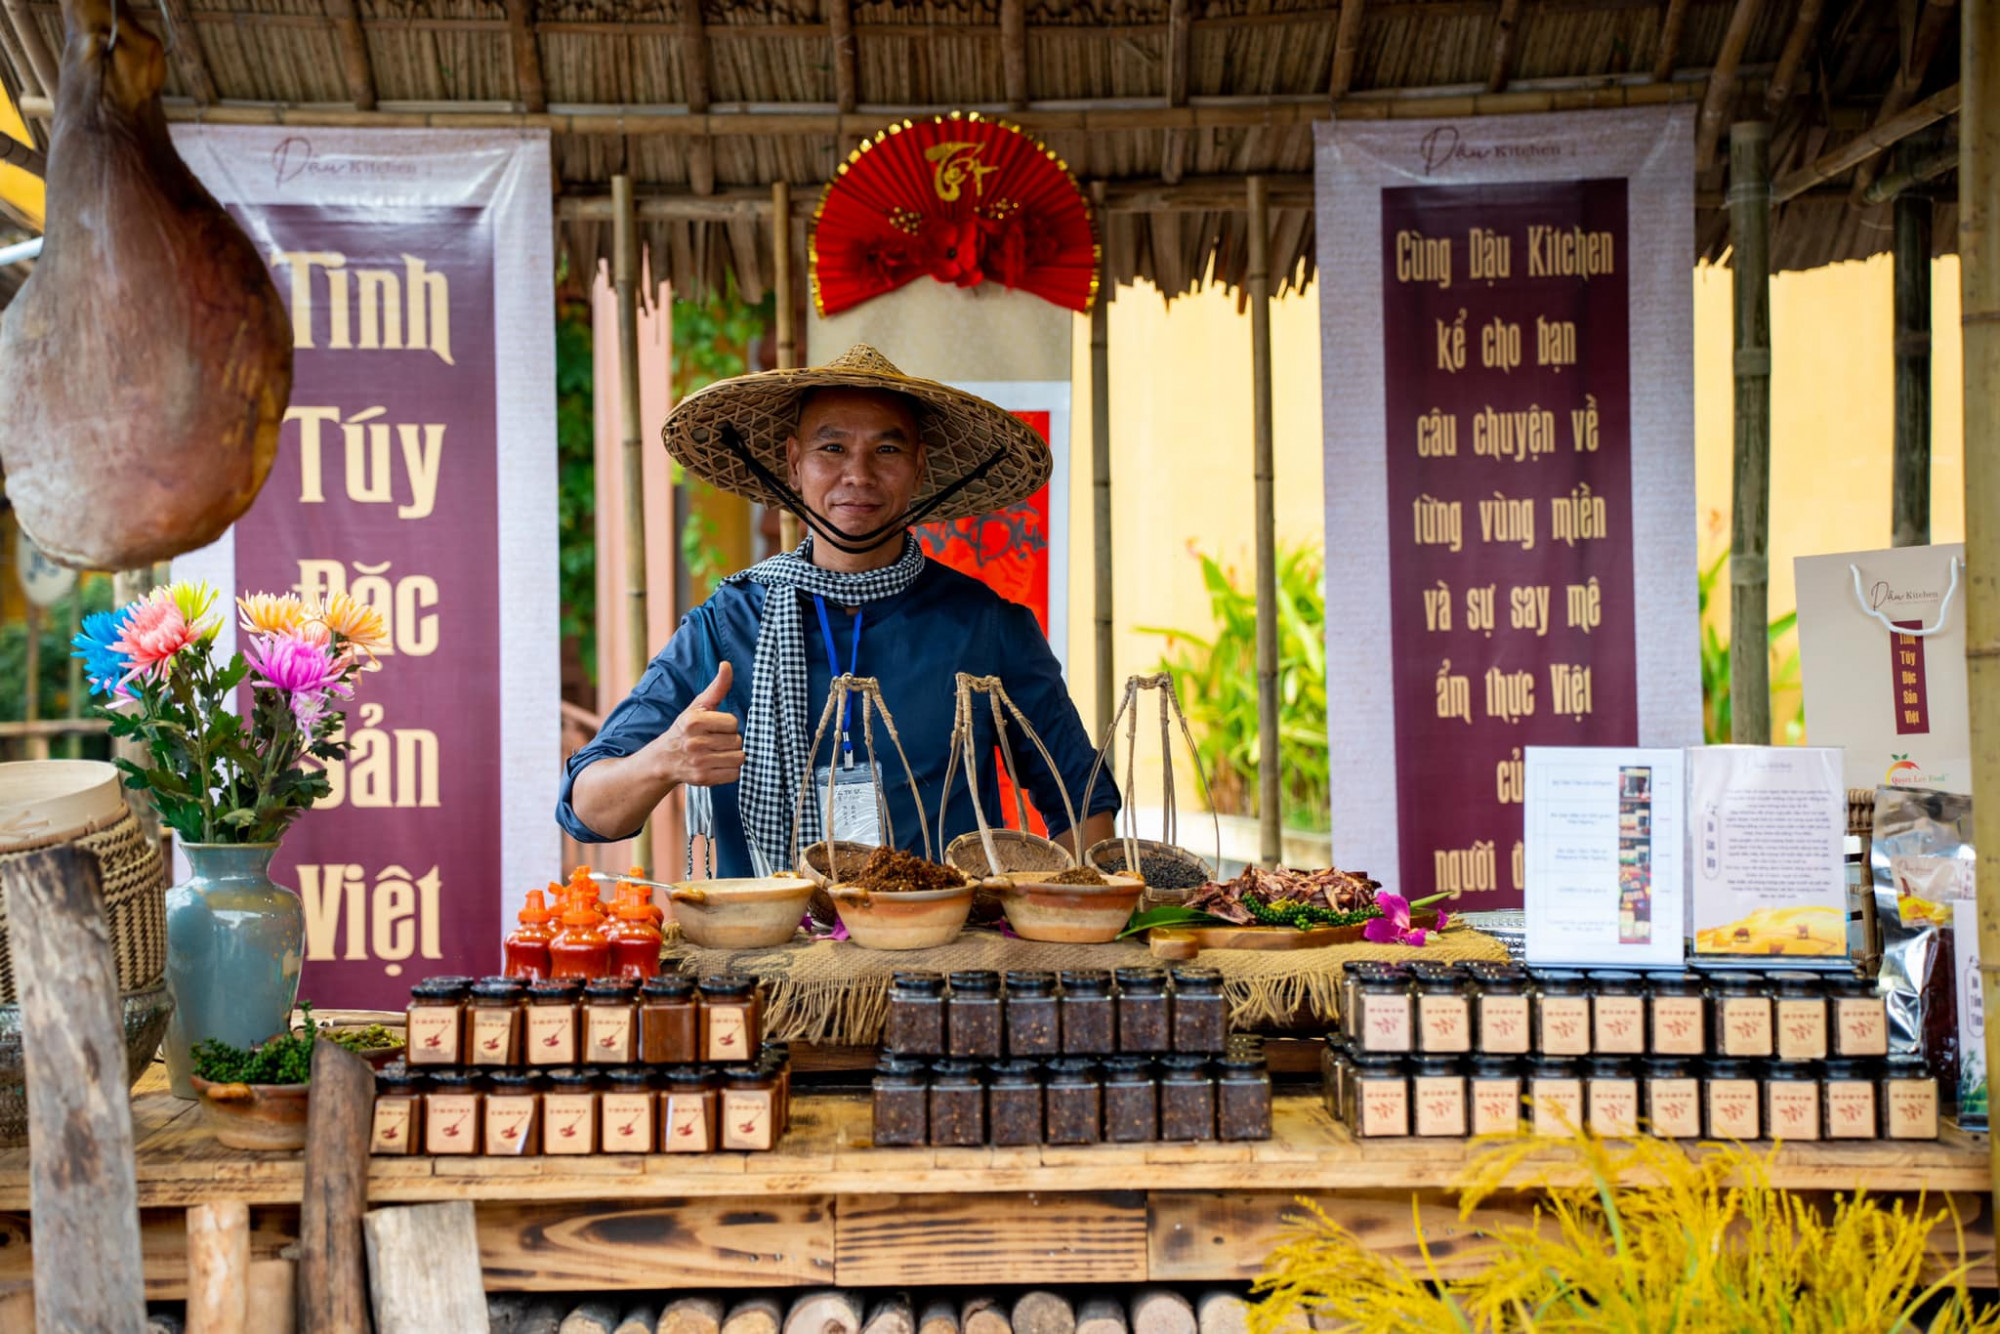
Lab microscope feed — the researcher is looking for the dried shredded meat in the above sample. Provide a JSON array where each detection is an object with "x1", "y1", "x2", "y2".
[{"x1": 1185, "y1": 865, "x2": 1381, "y2": 924}]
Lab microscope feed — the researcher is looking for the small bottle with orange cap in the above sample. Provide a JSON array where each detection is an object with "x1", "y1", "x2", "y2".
[
  {"x1": 608, "y1": 886, "x2": 666, "y2": 981},
  {"x1": 502, "y1": 888, "x2": 556, "y2": 981},
  {"x1": 549, "y1": 894, "x2": 610, "y2": 980}
]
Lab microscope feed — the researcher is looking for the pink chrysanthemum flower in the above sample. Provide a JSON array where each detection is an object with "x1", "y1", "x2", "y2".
[
  {"x1": 110, "y1": 591, "x2": 201, "y2": 683},
  {"x1": 244, "y1": 633, "x2": 352, "y2": 727}
]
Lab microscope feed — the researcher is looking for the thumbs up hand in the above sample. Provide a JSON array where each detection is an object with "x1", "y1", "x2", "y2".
[{"x1": 659, "y1": 661, "x2": 745, "y2": 788}]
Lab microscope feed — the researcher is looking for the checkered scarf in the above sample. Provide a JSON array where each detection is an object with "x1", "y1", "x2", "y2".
[{"x1": 722, "y1": 534, "x2": 927, "y2": 876}]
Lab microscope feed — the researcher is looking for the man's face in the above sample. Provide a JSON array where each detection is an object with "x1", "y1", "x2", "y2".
[{"x1": 784, "y1": 388, "x2": 929, "y2": 536}]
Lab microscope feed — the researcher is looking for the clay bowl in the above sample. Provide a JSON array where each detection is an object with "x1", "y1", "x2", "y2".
[
  {"x1": 994, "y1": 872, "x2": 1147, "y2": 944},
  {"x1": 191, "y1": 1075, "x2": 310, "y2": 1152},
  {"x1": 828, "y1": 883, "x2": 975, "y2": 951},
  {"x1": 670, "y1": 877, "x2": 815, "y2": 949}
]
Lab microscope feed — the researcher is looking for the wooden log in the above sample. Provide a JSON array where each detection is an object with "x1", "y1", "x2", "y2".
[
  {"x1": 1649, "y1": 0, "x2": 1688, "y2": 82},
  {"x1": 1484, "y1": 0, "x2": 1522, "y2": 93},
  {"x1": 562, "y1": 1301, "x2": 624, "y2": 1334},
  {"x1": 1001, "y1": 0, "x2": 1027, "y2": 111},
  {"x1": 660, "y1": 1296, "x2": 725, "y2": 1334},
  {"x1": 1761, "y1": 0, "x2": 1822, "y2": 112},
  {"x1": 1728, "y1": 119, "x2": 1773, "y2": 745},
  {"x1": 517, "y1": 1300, "x2": 570, "y2": 1334},
  {"x1": 0, "y1": 1281, "x2": 32, "y2": 1332},
  {"x1": 299, "y1": 1038, "x2": 373, "y2": 1333},
  {"x1": 1893, "y1": 183, "x2": 1934, "y2": 548},
  {"x1": 961, "y1": 1297, "x2": 1010, "y2": 1334},
  {"x1": 1328, "y1": 0, "x2": 1364, "y2": 100},
  {"x1": 616, "y1": 1302, "x2": 663, "y2": 1334},
  {"x1": 1010, "y1": 1292, "x2": 1074, "y2": 1334},
  {"x1": 506, "y1": 0, "x2": 547, "y2": 113},
  {"x1": 247, "y1": 1258, "x2": 297, "y2": 1334},
  {"x1": 1075, "y1": 1301, "x2": 1125, "y2": 1334},
  {"x1": 1773, "y1": 83, "x2": 1961, "y2": 203},
  {"x1": 1693, "y1": 0, "x2": 1761, "y2": 170},
  {"x1": 361, "y1": 1201, "x2": 487, "y2": 1334},
  {"x1": 1849, "y1": 0, "x2": 1959, "y2": 200},
  {"x1": 827, "y1": 0, "x2": 857, "y2": 114},
  {"x1": 612, "y1": 169, "x2": 652, "y2": 876},
  {"x1": 491, "y1": 1296, "x2": 532, "y2": 1334},
  {"x1": 0, "y1": 0, "x2": 57, "y2": 98},
  {"x1": 723, "y1": 1297, "x2": 786, "y2": 1334},
  {"x1": 786, "y1": 1291, "x2": 863, "y2": 1334},
  {"x1": 918, "y1": 1301, "x2": 959, "y2": 1334},
  {"x1": 1128, "y1": 1292, "x2": 1194, "y2": 1334},
  {"x1": 5, "y1": 845, "x2": 146, "y2": 1334},
  {"x1": 1248, "y1": 171, "x2": 1281, "y2": 868},
  {"x1": 187, "y1": 1201, "x2": 251, "y2": 1334},
  {"x1": 1090, "y1": 178, "x2": 1115, "y2": 738},
  {"x1": 148, "y1": 1312, "x2": 185, "y2": 1334},
  {"x1": 320, "y1": 0, "x2": 378, "y2": 111},
  {"x1": 862, "y1": 1296, "x2": 914, "y2": 1334},
  {"x1": 155, "y1": 0, "x2": 218, "y2": 104},
  {"x1": 1194, "y1": 1294, "x2": 1247, "y2": 1334}
]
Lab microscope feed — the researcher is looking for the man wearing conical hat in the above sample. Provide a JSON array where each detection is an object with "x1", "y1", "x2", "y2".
[{"x1": 558, "y1": 346, "x2": 1119, "y2": 878}]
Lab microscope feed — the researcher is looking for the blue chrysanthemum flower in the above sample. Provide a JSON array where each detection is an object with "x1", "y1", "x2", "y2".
[{"x1": 72, "y1": 604, "x2": 137, "y2": 696}]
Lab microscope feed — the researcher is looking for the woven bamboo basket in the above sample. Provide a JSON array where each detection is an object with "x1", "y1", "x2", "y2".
[
  {"x1": 1084, "y1": 835, "x2": 1215, "y2": 907},
  {"x1": 798, "y1": 839, "x2": 880, "y2": 925}
]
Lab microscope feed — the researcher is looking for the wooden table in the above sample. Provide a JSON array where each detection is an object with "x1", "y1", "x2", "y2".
[{"x1": 0, "y1": 1068, "x2": 1990, "y2": 1297}]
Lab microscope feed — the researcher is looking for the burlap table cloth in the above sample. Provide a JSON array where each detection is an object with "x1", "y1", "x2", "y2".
[{"x1": 663, "y1": 925, "x2": 1506, "y2": 1044}]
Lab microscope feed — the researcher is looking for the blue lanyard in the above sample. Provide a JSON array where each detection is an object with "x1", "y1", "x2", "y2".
[{"x1": 811, "y1": 595, "x2": 864, "y2": 767}]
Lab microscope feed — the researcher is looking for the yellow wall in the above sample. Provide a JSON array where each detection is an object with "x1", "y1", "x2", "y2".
[{"x1": 0, "y1": 85, "x2": 43, "y2": 229}]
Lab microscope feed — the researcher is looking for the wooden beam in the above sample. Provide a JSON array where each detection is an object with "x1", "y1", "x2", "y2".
[
  {"x1": 1486, "y1": 0, "x2": 1523, "y2": 93},
  {"x1": 0, "y1": 0, "x2": 56, "y2": 98},
  {"x1": 1694, "y1": 0, "x2": 1762, "y2": 170},
  {"x1": 559, "y1": 174, "x2": 1318, "y2": 221},
  {"x1": 1649, "y1": 0, "x2": 1687, "y2": 82},
  {"x1": 1892, "y1": 185, "x2": 1933, "y2": 548},
  {"x1": 613, "y1": 174, "x2": 653, "y2": 875},
  {"x1": 1729, "y1": 120, "x2": 1772, "y2": 745},
  {"x1": 1862, "y1": 143, "x2": 1958, "y2": 203},
  {"x1": 1849, "y1": 0, "x2": 1958, "y2": 200},
  {"x1": 0, "y1": 132, "x2": 42, "y2": 177},
  {"x1": 156, "y1": 0, "x2": 218, "y2": 104},
  {"x1": 1001, "y1": 0, "x2": 1027, "y2": 112},
  {"x1": 320, "y1": 0, "x2": 377, "y2": 111},
  {"x1": 1772, "y1": 82, "x2": 1961, "y2": 202},
  {"x1": 1761, "y1": 0, "x2": 1822, "y2": 113},
  {"x1": 681, "y1": 0, "x2": 715, "y2": 196},
  {"x1": 1090, "y1": 179, "x2": 1113, "y2": 739},
  {"x1": 298, "y1": 1041, "x2": 372, "y2": 1333},
  {"x1": 188, "y1": 1202, "x2": 251, "y2": 1333},
  {"x1": 1161, "y1": 0, "x2": 1190, "y2": 183},
  {"x1": 773, "y1": 178, "x2": 800, "y2": 554},
  {"x1": 362, "y1": 1203, "x2": 487, "y2": 1330},
  {"x1": 4, "y1": 846, "x2": 147, "y2": 1333},
  {"x1": 1247, "y1": 173, "x2": 1279, "y2": 869},
  {"x1": 827, "y1": 0, "x2": 856, "y2": 114},
  {"x1": 1329, "y1": 0, "x2": 1365, "y2": 99},
  {"x1": 505, "y1": 0, "x2": 546, "y2": 114}
]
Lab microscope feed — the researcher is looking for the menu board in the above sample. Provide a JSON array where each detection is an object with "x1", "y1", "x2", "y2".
[
  {"x1": 1687, "y1": 746, "x2": 1848, "y2": 959},
  {"x1": 1316, "y1": 108, "x2": 1700, "y2": 908},
  {"x1": 1523, "y1": 746, "x2": 1686, "y2": 968}
]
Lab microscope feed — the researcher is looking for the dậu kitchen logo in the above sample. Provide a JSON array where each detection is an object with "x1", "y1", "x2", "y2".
[
  {"x1": 270, "y1": 136, "x2": 424, "y2": 188},
  {"x1": 1415, "y1": 126, "x2": 1574, "y2": 175}
]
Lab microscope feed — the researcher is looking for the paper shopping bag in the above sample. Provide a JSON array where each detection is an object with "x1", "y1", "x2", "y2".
[{"x1": 1794, "y1": 543, "x2": 1967, "y2": 795}]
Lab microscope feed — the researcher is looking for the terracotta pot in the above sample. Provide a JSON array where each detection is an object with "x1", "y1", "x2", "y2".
[
  {"x1": 829, "y1": 883, "x2": 975, "y2": 951},
  {"x1": 670, "y1": 877, "x2": 815, "y2": 949},
  {"x1": 996, "y1": 874, "x2": 1146, "y2": 943},
  {"x1": 191, "y1": 1075, "x2": 310, "y2": 1151}
]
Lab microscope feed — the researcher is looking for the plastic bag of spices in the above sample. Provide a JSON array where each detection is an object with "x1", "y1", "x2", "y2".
[
  {"x1": 1077, "y1": 673, "x2": 1222, "y2": 904},
  {"x1": 1871, "y1": 785, "x2": 1983, "y2": 1129}
]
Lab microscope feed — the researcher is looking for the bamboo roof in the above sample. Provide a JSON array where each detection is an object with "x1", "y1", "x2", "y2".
[{"x1": 0, "y1": 0, "x2": 1965, "y2": 302}]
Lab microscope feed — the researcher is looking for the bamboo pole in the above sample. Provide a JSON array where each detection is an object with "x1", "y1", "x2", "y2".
[
  {"x1": 614, "y1": 174, "x2": 654, "y2": 874},
  {"x1": 773, "y1": 178, "x2": 802, "y2": 554},
  {"x1": 1247, "y1": 175, "x2": 1280, "y2": 866},
  {"x1": 1091, "y1": 181, "x2": 1114, "y2": 739},
  {"x1": 1960, "y1": 0, "x2": 2000, "y2": 1238},
  {"x1": 1893, "y1": 179, "x2": 1933, "y2": 548},
  {"x1": 1728, "y1": 121, "x2": 1772, "y2": 745}
]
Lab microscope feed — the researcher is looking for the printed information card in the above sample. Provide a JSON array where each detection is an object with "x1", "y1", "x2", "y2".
[
  {"x1": 1524, "y1": 746, "x2": 1686, "y2": 967},
  {"x1": 1688, "y1": 746, "x2": 1847, "y2": 958}
]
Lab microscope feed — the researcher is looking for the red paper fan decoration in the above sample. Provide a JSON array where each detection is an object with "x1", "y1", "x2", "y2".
[{"x1": 811, "y1": 113, "x2": 1100, "y2": 317}]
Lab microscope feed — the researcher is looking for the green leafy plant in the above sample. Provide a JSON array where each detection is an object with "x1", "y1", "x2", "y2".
[
  {"x1": 554, "y1": 295, "x2": 598, "y2": 683},
  {"x1": 192, "y1": 1004, "x2": 319, "y2": 1085},
  {"x1": 1699, "y1": 545, "x2": 1805, "y2": 744},
  {"x1": 671, "y1": 275, "x2": 775, "y2": 595},
  {"x1": 1140, "y1": 542, "x2": 1331, "y2": 833},
  {"x1": 0, "y1": 574, "x2": 114, "y2": 758}
]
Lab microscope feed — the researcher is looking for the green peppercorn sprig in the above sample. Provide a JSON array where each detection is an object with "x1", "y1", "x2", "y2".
[
  {"x1": 1244, "y1": 895, "x2": 1385, "y2": 930},
  {"x1": 191, "y1": 1002, "x2": 319, "y2": 1086},
  {"x1": 322, "y1": 1022, "x2": 399, "y2": 1053}
]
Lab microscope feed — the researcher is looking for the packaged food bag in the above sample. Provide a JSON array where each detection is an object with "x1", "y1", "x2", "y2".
[{"x1": 1872, "y1": 785, "x2": 1979, "y2": 1124}]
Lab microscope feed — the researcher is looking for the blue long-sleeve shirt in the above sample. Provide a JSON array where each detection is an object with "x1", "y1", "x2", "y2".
[{"x1": 557, "y1": 560, "x2": 1119, "y2": 877}]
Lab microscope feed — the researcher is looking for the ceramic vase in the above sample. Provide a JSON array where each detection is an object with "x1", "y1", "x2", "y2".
[{"x1": 162, "y1": 842, "x2": 304, "y2": 1099}]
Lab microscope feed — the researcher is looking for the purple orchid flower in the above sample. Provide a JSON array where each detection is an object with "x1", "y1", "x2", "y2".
[{"x1": 1363, "y1": 892, "x2": 1449, "y2": 948}]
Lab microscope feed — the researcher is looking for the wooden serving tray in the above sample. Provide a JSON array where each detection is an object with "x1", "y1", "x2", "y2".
[{"x1": 1147, "y1": 911, "x2": 1437, "y2": 960}]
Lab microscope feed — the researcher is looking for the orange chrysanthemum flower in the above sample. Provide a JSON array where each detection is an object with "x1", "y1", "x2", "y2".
[
  {"x1": 314, "y1": 592, "x2": 388, "y2": 651},
  {"x1": 237, "y1": 592, "x2": 308, "y2": 637}
]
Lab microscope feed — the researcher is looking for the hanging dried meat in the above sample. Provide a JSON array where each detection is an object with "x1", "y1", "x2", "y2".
[{"x1": 0, "y1": 0, "x2": 291, "y2": 569}]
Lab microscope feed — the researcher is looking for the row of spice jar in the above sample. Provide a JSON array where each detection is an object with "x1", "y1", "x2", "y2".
[
  {"x1": 1326, "y1": 1046, "x2": 1940, "y2": 1142},
  {"x1": 1343, "y1": 962, "x2": 1890, "y2": 1063},
  {"x1": 405, "y1": 973, "x2": 764, "y2": 1069},
  {"x1": 871, "y1": 1051, "x2": 1273, "y2": 1148},
  {"x1": 370, "y1": 1051, "x2": 792, "y2": 1156},
  {"x1": 884, "y1": 966, "x2": 1230, "y2": 1060}
]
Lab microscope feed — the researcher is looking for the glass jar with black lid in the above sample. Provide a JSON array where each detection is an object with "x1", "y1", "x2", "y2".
[
  {"x1": 1587, "y1": 971, "x2": 1646, "y2": 1056},
  {"x1": 1004, "y1": 971, "x2": 1059, "y2": 1058},
  {"x1": 1583, "y1": 1056, "x2": 1639, "y2": 1137},
  {"x1": 987, "y1": 1060, "x2": 1044, "y2": 1147},
  {"x1": 638, "y1": 973, "x2": 701, "y2": 1064},
  {"x1": 1702, "y1": 1057, "x2": 1763, "y2": 1139},
  {"x1": 1060, "y1": 970, "x2": 1116, "y2": 1055},
  {"x1": 1413, "y1": 964, "x2": 1471, "y2": 1055},
  {"x1": 1763, "y1": 1060, "x2": 1821, "y2": 1140},
  {"x1": 1116, "y1": 967, "x2": 1171, "y2": 1053},
  {"x1": 928, "y1": 1059, "x2": 985, "y2": 1147},
  {"x1": 1711, "y1": 973, "x2": 1774, "y2": 1059},
  {"x1": 1770, "y1": 971, "x2": 1828, "y2": 1063},
  {"x1": 1348, "y1": 1053, "x2": 1408, "y2": 1137},
  {"x1": 1471, "y1": 963, "x2": 1532, "y2": 1055},
  {"x1": 1342, "y1": 961, "x2": 1394, "y2": 1044},
  {"x1": 542, "y1": 1065, "x2": 599, "y2": 1155},
  {"x1": 661, "y1": 1065, "x2": 718, "y2": 1153},
  {"x1": 1170, "y1": 965, "x2": 1228, "y2": 1054},
  {"x1": 1217, "y1": 1053, "x2": 1272, "y2": 1141},
  {"x1": 1821, "y1": 1057, "x2": 1880, "y2": 1140},
  {"x1": 1045, "y1": 1057, "x2": 1102, "y2": 1145},
  {"x1": 1881, "y1": 1056, "x2": 1940, "y2": 1139},
  {"x1": 1322, "y1": 1036, "x2": 1353, "y2": 1124},
  {"x1": 1103, "y1": 1054, "x2": 1157, "y2": 1143},
  {"x1": 1646, "y1": 974, "x2": 1708, "y2": 1057},
  {"x1": 884, "y1": 971, "x2": 946, "y2": 1057},
  {"x1": 525, "y1": 977, "x2": 584, "y2": 1067},
  {"x1": 1157, "y1": 1054, "x2": 1216, "y2": 1142},
  {"x1": 406, "y1": 977, "x2": 470, "y2": 1067},
  {"x1": 1641, "y1": 1056, "x2": 1702, "y2": 1139},
  {"x1": 1354, "y1": 965, "x2": 1414, "y2": 1054},
  {"x1": 370, "y1": 1062, "x2": 424, "y2": 1155},
  {"x1": 464, "y1": 976, "x2": 526, "y2": 1068},
  {"x1": 1828, "y1": 973, "x2": 1889, "y2": 1057},
  {"x1": 1410, "y1": 1054, "x2": 1466, "y2": 1137},
  {"x1": 1467, "y1": 1055, "x2": 1522, "y2": 1137},
  {"x1": 946, "y1": 971, "x2": 1003, "y2": 1060},
  {"x1": 1531, "y1": 971, "x2": 1592, "y2": 1057},
  {"x1": 1527, "y1": 1056, "x2": 1584, "y2": 1136}
]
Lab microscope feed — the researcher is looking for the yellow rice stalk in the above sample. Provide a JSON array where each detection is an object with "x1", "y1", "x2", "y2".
[{"x1": 1248, "y1": 1128, "x2": 2000, "y2": 1334}]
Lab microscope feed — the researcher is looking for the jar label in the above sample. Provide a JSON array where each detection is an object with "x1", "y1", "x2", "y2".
[
  {"x1": 588, "y1": 1007, "x2": 637, "y2": 1063},
  {"x1": 1647, "y1": 1078, "x2": 1701, "y2": 1138},
  {"x1": 1767, "y1": 1081, "x2": 1820, "y2": 1140},
  {"x1": 1359, "y1": 994, "x2": 1413, "y2": 1053},
  {"x1": 543, "y1": 1095, "x2": 596, "y2": 1154},
  {"x1": 370, "y1": 1099, "x2": 414, "y2": 1154},
  {"x1": 1539, "y1": 997, "x2": 1591, "y2": 1055},
  {"x1": 1651, "y1": 997, "x2": 1706, "y2": 1055},
  {"x1": 707, "y1": 1006, "x2": 750, "y2": 1062},
  {"x1": 1357, "y1": 1078, "x2": 1408, "y2": 1137},
  {"x1": 468, "y1": 1009, "x2": 517, "y2": 1065},
  {"x1": 1776, "y1": 1000, "x2": 1828, "y2": 1062},
  {"x1": 1593, "y1": 996, "x2": 1646, "y2": 1054},
  {"x1": 484, "y1": 1097, "x2": 536, "y2": 1155},
  {"x1": 602, "y1": 1093, "x2": 655, "y2": 1152},
  {"x1": 1419, "y1": 996, "x2": 1471, "y2": 1053},
  {"x1": 1530, "y1": 1079, "x2": 1583, "y2": 1136},
  {"x1": 1469, "y1": 1078, "x2": 1522, "y2": 1136},
  {"x1": 1588, "y1": 1080, "x2": 1639, "y2": 1137},
  {"x1": 1413, "y1": 1076, "x2": 1466, "y2": 1136},
  {"x1": 1886, "y1": 1080, "x2": 1939, "y2": 1139},
  {"x1": 1707, "y1": 1080, "x2": 1760, "y2": 1139},
  {"x1": 666, "y1": 1095, "x2": 713, "y2": 1152},
  {"x1": 722, "y1": 1090, "x2": 774, "y2": 1150},
  {"x1": 1721, "y1": 998, "x2": 1773, "y2": 1057},
  {"x1": 406, "y1": 1006, "x2": 461, "y2": 1064},
  {"x1": 1478, "y1": 995, "x2": 1531, "y2": 1054},
  {"x1": 1825, "y1": 1082, "x2": 1878, "y2": 1139},
  {"x1": 526, "y1": 1006, "x2": 578, "y2": 1065},
  {"x1": 1836, "y1": 998, "x2": 1889, "y2": 1056},
  {"x1": 426, "y1": 1094, "x2": 480, "y2": 1153}
]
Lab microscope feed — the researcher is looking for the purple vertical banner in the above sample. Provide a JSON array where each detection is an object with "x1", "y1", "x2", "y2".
[{"x1": 1377, "y1": 180, "x2": 1639, "y2": 910}]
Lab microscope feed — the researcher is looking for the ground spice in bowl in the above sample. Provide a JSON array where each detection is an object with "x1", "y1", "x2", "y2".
[
  {"x1": 1046, "y1": 865, "x2": 1108, "y2": 886},
  {"x1": 846, "y1": 847, "x2": 967, "y2": 894},
  {"x1": 1096, "y1": 852, "x2": 1209, "y2": 890}
]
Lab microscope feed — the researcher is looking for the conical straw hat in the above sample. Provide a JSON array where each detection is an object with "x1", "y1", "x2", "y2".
[{"x1": 661, "y1": 345, "x2": 1052, "y2": 525}]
